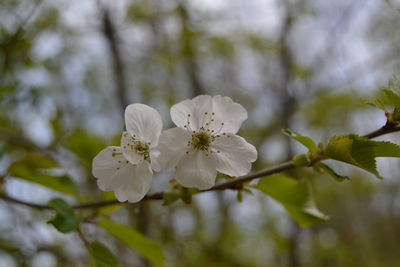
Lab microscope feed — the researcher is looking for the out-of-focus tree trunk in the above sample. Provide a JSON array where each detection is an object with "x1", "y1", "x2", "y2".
[{"x1": 276, "y1": 2, "x2": 301, "y2": 267}]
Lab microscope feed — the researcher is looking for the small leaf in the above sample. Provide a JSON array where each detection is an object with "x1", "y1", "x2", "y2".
[
  {"x1": 162, "y1": 192, "x2": 180, "y2": 206},
  {"x1": 236, "y1": 190, "x2": 243, "y2": 202},
  {"x1": 367, "y1": 99, "x2": 387, "y2": 112},
  {"x1": 314, "y1": 162, "x2": 349, "y2": 182},
  {"x1": 99, "y1": 218, "x2": 165, "y2": 267},
  {"x1": 89, "y1": 241, "x2": 121, "y2": 267},
  {"x1": 292, "y1": 154, "x2": 311, "y2": 167},
  {"x1": 255, "y1": 175, "x2": 328, "y2": 227},
  {"x1": 282, "y1": 129, "x2": 317, "y2": 151},
  {"x1": 382, "y1": 89, "x2": 400, "y2": 108},
  {"x1": 325, "y1": 134, "x2": 400, "y2": 179},
  {"x1": 242, "y1": 188, "x2": 253, "y2": 194},
  {"x1": 47, "y1": 198, "x2": 80, "y2": 233}
]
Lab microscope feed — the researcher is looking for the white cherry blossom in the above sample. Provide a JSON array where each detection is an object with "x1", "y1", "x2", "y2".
[
  {"x1": 92, "y1": 104, "x2": 162, "y2": 202},
  {"x1": 155, "y1": 95, "x2": 257, "y2": 190}
]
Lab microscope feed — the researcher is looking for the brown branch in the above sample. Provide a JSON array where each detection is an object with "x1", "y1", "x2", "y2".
[
  {"x1": 0, "y1": 194, "x2": 52, "y2": 210},
  {"x1": 362, "y1": 125, "x2": 400, "y2": 139},
  {"x1": 207, "y1": 161, "x2": 295, "y2": 191},
  {"x1": 1, "y1": 124, "x2": 400, "y2": 210}
]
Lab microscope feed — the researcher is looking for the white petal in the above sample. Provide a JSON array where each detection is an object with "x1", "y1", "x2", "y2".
[
  {"x1": 155, "y1": 127, "x2": 191, "y2": 171},
  {"x1": 170, "y1": 95, "x2": 212, "y2": 129},
  {"x1": 212, "y1": 134, "x2": 257, "y2": 177},
  {"x1": 149, "y1": 148, "x2": 161, "y2": 171},
  {"x1": 114, "y1": 161, "x2": 153, "y2": 203},
  {"x1": 125, "y1": 104, "x2": 162, "y2": 144},
  {"x1": 121, "y1": 132, "x2": 143, "y2": 165},
  {"x1": 98, "y1": 161, "x2": 135, "y2": 191},
  {"x1": 175, "y1": 150, "x2": 217, "y2": 190},
  {"x1": 92, "y1": 146, "x2": 132, "y2": 191},
  {"x1": 211, "y1": 95, "x2": 247, "y2": 134}
]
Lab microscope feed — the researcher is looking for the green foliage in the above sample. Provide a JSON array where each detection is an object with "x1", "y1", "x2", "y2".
[
  {"x1": 325, "y1": 134, "x2": 400, "y2": 178},
  {"x1": 47, "y1": 198, "x2": 80, "y2": 233},
  {"x1": 313, "y1": 162, "x2": 349, "y2": 182},
  {"x1": 8, "y1": 153, "x2": 78, "y2": 197},
  {"x1": 282, "y1": 129, "x2": 317, "y2": 151},
  {"x1": 162, "y1": 182, "x2": 200, "y2": 206},
  {"x1": 301, "y1": 91, "x2": 367, "y2": 127},
  {"x1": 66, "y1": 129, "x2": 107, "y2": 169},
  {"x1": 371, "y1": 77, "x2": 400, "y2": 123},
  {"x1": 256, "y1": 175, "x2": 328, "y2": 227},
  {"x1": 89, "y1": 241, "x2": 121, "y2": 267},
  {"x1": 292, "y1": 153, "x2": 312, "y2": 167},
  {"x1": 162, "y1": 192, "x2": 181, "y2": 206},
  {"x1": 208, "y1": 36, "x2": 235, "y2": 59},
  {"x1": 99, "y1": 218, "x2": 165, "y2": 267},
  {"x1": 382, "y1": 89, "x2": 400, "y2": 108},
  {"x1": 127, "y1": 1, "x2": 155, "y2": 22}
]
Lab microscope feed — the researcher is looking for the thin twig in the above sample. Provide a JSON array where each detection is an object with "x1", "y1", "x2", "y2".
[
  {"x1": 1, "y1": 124, "x2": 400, "y2": 210},
  {"x1": 0, "y1": 194, "x2": 52, "y2": 210},
  {"x1": 362, "y1": 125, "x2": 400, "y2": 139}
]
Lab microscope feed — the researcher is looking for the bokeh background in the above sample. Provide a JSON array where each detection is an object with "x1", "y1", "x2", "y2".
[{"x1": 1, "y1": 0, "x2": 400, "y2": 266}]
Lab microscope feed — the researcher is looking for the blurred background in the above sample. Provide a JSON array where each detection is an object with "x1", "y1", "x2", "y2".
[{"x1": 1, "y1": 0, "x2": 400, "y2": 266}]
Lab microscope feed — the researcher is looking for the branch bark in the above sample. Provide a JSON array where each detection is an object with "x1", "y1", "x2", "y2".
[{"x1": 1, "y1": 124, "x2": 400, "y2": 210}]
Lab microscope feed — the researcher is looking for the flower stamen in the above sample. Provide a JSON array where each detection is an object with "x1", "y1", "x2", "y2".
[{"x1": 191, "y1": 131, "x2": 211, "y2": 151}]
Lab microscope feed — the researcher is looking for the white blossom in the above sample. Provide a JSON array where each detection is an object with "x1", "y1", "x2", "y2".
[
  {"x1": 92, "y1": 104, "x2": 162, "y2": 202},
  {"x1": 155, "y1": 95, "x2": 257, "y2": 190}
]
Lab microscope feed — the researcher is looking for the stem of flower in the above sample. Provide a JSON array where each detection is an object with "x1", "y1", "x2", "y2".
[{"x1": 1, "y1": 124, "x2": 400, "y2": 210}]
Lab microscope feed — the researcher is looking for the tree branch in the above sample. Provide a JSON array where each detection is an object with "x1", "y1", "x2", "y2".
[
  {"x1": 362, "y1": 125, "x2": 400, "y2": 139},
  {"x1": 0, "y1": 194, "x2": 52, "y2": 210},
  {"x1": 1, "y1": 124, "x2": 400, "y2": 210}
]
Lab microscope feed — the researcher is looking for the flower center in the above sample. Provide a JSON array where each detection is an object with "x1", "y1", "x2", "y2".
[
  {"x1": 191, "y1": 131, "x2": 211, "y2": 151},
  {"x1": 134, "y1": 141, "x2": 150, "y2": 160}
]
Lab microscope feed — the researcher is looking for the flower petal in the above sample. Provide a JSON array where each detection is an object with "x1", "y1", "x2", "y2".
[
  {"x1": 149, "y1": 148, "x2": 161, "y2": 171},
  {"x1": 175, "y1": 150, "x2": 217, "y2": 190},
  {"x1": 125, "y1": 103, "x2": 162, "y2": 144},
  {"x1": 92, "y1": 146, "x2": 132, "y2": 191},
  {"x1": 211, "y1": 95, "x2": 247, "y2": 134},
  {"x1": 114, "y1": 161, "x2": 153, "y2": 203},
  {"x1": 121, "y1": 132, "x2": 144, "y2": 165},
  {"x1": 170, "y1": 95, "x2": 213, "y2": 129},
  {"x1": 212, "y1": 134, "x2": 257, "y2": 177},
  {"x1": 155, "y1": 127, "x2": 191, "y2": 171}
]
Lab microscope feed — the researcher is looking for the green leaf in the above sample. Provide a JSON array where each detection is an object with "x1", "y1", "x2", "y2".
[
  {"x1": 162, "y1": 192, "x2": 181, "y2": 206},
  {"x1": 66, "y1": 129, "x2": 107, "y2": 169},
  {"x1": 89, "y1": 241, "x2": 121, "y2": 267},
  {"x1": 314, "y1": 162, "x2": 349, "y2": 182},
  {"x1": 373, "y1": 141, "x2": 400, "y2": 157},
  {"x1": 236, "y1": 190, "x2": 243, "y2": 202},
  {"x1": 292, "y1": 154, "x2": 311, "y2": 167},
  {"x1": 255, "y1": 175, "x2": 328, "y2": 227},
  {"x1": 11, "y1": 152, "x2": 57, "y2": 169},
  {"x1": 382, "y1": 89, "x2": 400, "y2": 108},
  {"x1": 8, "y1": 153, "x2": 78, "y2": 197},
  {"x1": 325, "y1": 134, "x2": 400, "y2": 179},
  {"x1": 99, "y1": 218, "x2": 164, "y2": 267},
  {"x1": 282, "y1": 129, "x2": 317, "y2": 151},
  {"x1": 47, "y1": 198, "x2": 80, "y2": 233}
]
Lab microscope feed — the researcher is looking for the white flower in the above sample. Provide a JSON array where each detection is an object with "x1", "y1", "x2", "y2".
[
  {"x1": 92, "y1": 104, "x2": 162, "y2": 202},
  {"x1": 155, "y1": 95, "x2": 257, "y2": 190}
]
